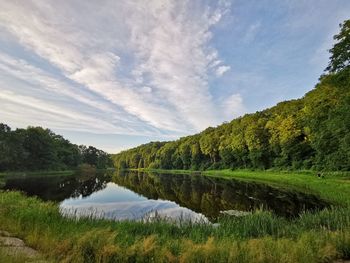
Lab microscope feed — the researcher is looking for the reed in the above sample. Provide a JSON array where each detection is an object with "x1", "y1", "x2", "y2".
[{"x1": 1, "y1": 188, "x2": 350, "y2": 262}]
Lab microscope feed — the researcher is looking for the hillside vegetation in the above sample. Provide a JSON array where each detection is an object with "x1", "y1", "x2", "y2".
[{"x1": 113, "y1": 20, "x2": 350, "y2": 171}]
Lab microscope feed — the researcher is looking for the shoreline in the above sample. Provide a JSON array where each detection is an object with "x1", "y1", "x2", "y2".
[
  {"x1": 1, "y1": 169, "x2": 350, "y2": 261},
  {"x1": 128, "y1": 168, "x2": 350, "y2": 206}
]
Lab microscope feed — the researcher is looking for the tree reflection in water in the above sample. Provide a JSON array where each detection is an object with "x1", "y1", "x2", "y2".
[
  {"x1": 1, "y1": 170, "x2": 329, "y2": 221},
  {"x1": 112, "y1": 170, "x2": 328, "y2": 219},
  {"x1": 2, "y1": 170, "x2": 111, "y2": 201}
]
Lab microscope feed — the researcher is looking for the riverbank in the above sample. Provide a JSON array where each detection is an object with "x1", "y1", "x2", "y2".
[
  {"x1": 134, "y1": 168, "x2": 350, "y2": 206},
  {"x1": 0, "y1": 170, "x2": 75, "y2": 178},
  {"x1": 0, "y1": 169, "x2": 350, "y2": 262},
  {"x1": 0, "y1": 167, "x2": 115, "y2": 178},
  {"x1": 205, "y1": 170, "x2": 350, "y2": 207}
]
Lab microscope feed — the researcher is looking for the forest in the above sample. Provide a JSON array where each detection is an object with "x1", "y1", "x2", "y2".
[
  {"x1": 113, "y1": 20, "x2": 350, "y2": 171},
  {"x1": 0, "y1": 124, "x2": 112, "y2": 171}
]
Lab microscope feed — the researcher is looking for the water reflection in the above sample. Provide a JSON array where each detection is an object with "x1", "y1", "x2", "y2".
[
  {"x1": 0, "y1": 170, "x2": 328, "y2": 222},
  {"x1": 112, "y1": 170, "x2": 328, "y2": 219},
  {"x1": 2, "y1": 171, "x2": 110, "y2": 201},
  {"x1": 60, "y1": 182, "x2": 208, "y2": 222}
]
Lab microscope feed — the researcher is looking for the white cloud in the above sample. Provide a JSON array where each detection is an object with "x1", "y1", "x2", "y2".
[
  {"x1": 222, "y1": 93, "x2": 246, "y2": 119},
  {"x1": 0, "y1": 53, "x2": 118, "y2": 116},
  {"x1": 0, "y1": 52, "x2": 164, "y2": 136},
  {"x1": 128, "y1": 1, "x2": 228, "y2": 130},
  {"x1": 216, "y1": 65, "x2": 231, "y2": 77},
  {"x1": 0, "y1": 90, "x2": 117, "y2": 133},
  {"x1": 0, "y1": 0, "x2": 242, "y2": 137}
]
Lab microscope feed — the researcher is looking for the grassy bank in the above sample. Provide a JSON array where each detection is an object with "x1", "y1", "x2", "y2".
[
  {"x1": 204, "y1": 169, "x2": 350, "y2": 207},
  {"x1": 136, "y1": 168, "x2": 350, "y2": 206},
  {"x1": 1, "y1": 191, "x2": 350, "y2": 262},
  {"x1": 1, "y1": 170, "x2": 350, "y2": 262}
]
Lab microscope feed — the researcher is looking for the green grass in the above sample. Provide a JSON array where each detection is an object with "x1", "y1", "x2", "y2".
[
  {"x1": 1, "y1": 169, "x2": 350, "y2": 262},
  {"x1": 204, "y1": 169, "x2": 350, "y2": 206}
]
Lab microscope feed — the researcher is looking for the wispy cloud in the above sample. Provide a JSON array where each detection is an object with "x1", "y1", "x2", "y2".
[
  {"x1": 222, "y1": 93, "x2": 245, "y2": 120},
  {"x1": 215, "y1": 65, "x2": 231, "y2": 77},
  {"x1": 243, "y1": 21, "x2": 261, "y2": 43},
  {"x1": 0, "y1": 0, "x2": 240, "y2": 137},
  {"x1": 0, "y1": 52, "x2": 163, "y2": 136}
]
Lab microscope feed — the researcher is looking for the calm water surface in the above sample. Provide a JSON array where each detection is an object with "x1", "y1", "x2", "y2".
[{"x1": 1, "y1": 170, "x2": 328, "y2": 222}]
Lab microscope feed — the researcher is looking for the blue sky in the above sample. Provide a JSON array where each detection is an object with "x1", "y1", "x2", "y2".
[{"x1": 0, "y1": 0, "x2": 349, "y2": 153}]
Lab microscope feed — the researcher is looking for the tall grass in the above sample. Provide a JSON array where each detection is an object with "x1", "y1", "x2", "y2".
[
  {"x1": 0, "y1": 248, "x2": 45, "y2": 263},
  {"x1": 1, "y1": 190, "x2": 350, "y2": 262}
]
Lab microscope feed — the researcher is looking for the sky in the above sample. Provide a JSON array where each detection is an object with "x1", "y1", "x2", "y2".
[{"x1": 0, "y1": 0, "x2": 349, "y2": 153}]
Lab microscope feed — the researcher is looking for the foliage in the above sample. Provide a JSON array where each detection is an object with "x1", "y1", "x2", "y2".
[
  {"x1": 113, "y1": 22, "x2": 350, "y2": 172},
  {"x1": 113, "y1": 68, "x2": 350, "y2": 171},
  {"x1": 326, "y1": 19, "x2": 350, "y2": 73},
  {"x1": 0, "y1": 125, "x2": 112, "y2": 171}
]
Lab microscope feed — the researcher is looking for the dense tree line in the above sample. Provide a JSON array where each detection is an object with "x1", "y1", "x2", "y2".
[
  {"x1": 0, "y1": 125, "x2": 112, "y2": 171},
  {"x1": 113, "y1": 20, "x2": 350, "y2": 171}
]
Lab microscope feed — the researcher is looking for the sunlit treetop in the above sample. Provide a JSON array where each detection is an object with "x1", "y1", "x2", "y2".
[{"x1": 326, "y1": 19, "x2": 350, "y2": 73}]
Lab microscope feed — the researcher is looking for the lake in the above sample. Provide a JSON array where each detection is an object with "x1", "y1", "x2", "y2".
[{"x1": 0, "y1": 170, "x2": 328, "y2": 222}]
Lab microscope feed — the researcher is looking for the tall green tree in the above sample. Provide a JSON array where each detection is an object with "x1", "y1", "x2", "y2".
[
  {"x1": 23, "y1": 127, "x2": 58, "y2": 170},
  {"x1": 326, "y1": 19, "x2": 350, "y2": 73}
]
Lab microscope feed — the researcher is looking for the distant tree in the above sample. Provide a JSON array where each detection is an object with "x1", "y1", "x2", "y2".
[
  {"x1": 157, "y1": 143, "x2": 176, "y2": 169},
  {"x1": 0, "y1": 123, "x2": 12, "y2": 171},
  {"x1": 0, "y1": 123, "x2": 11, "y2": 133},
  {"x1": 130, "y1": 152, "x2": 141, "y2": 168},
  {"x1": 190, "y1": 141, "x2": 203, "y2": 169},
  {"x1": 112, "y1": 19, "x2": 350, "y2": 172},
  {"x1": 79, "y1": 145, "x2": 111, "y2": 168},
  {"x1": 0, "y1": 124, "x2": 111, "y2": 171},
  {"x1": 23, "y1": 127, "x2": 58, "y2": 170},
  {"x1": 179, "y1": 142, "x2": 191, "y2": 169},
  {"x1": 326, "y1": 19, "x2": 350, "y2": 73},
  {"x1": 199, "y1": 129, "x2": 220, "y2": 163}
]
